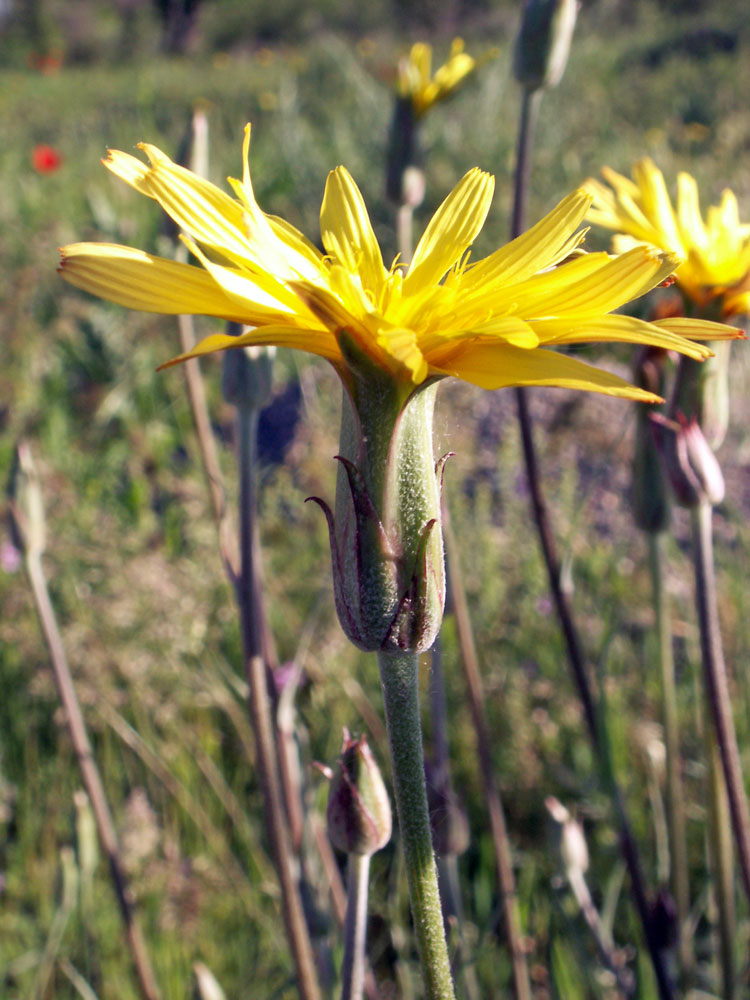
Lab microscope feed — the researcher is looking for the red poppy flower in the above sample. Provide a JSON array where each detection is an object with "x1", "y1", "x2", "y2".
[{"x1": 32, "y1": 145, "x2": 62, "y2": 173}]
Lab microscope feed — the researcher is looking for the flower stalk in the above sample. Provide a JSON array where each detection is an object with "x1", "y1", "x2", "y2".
[
  {"x1": 378, "y1": 650, "x2": 455, "y2": 1000},
  {"x1": 230, "y1": 349, "x2": 321, "y2": 1000},
  {"x1": 691, "y1": 500, "x2": 750, "y2": 909},
  {"x1": 341, "y1": 853, "x2": 372, "y2": 1000}
]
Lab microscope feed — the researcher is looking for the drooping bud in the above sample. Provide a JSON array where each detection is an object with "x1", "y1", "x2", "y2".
[
  {"x1": 631, "y1": 347, "x2": 671, "y2": 533},
  {"x1": 326, "y1": 732, "x2": 392, "y2": 857},
  {"x1": 309, "y1": 335, "x2": 446, "y2": 654},
  {"x1": 514, "y1": 0, "x2": 577, "y2": 92},
  {"x1": 652, "y1": 413, "x2": 725, "y2": 508}
]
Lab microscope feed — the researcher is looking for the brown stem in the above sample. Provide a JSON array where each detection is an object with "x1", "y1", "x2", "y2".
[
  {"x1": 236, "y1": 402, "x2": 321, "y2": 1000},
  {"x1": 691, "y1": 501, "x2": 750, "y2": 908},
  {"x1": 511, "y1": 83, "x2": 674, "y2": 1000},
  {"x1": 24, "y1": 554, "x2": 161, "y2": 1000},
  {"x1": 442, "y1": 512, "x2": 531, "y2": 1000}
]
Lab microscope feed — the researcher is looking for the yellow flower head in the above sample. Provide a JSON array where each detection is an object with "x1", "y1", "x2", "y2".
[
  {"x1": 586, "y1": 158, "x2": 750, "y2": 317},
  {"x1": 396, "y1": 38, "x2": 493, "y2": 119},
  {"x1": 59, "y1": 126, "x2": 737, "y2": 403}
]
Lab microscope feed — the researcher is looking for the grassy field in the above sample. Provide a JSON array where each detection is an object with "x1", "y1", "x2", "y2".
[{"x1": 2, "y1": 1, "x2": 750, "y2": 997}]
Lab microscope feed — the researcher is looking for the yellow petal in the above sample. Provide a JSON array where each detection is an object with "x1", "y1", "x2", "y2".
[
  {"x1": 466, "y1": 189, "x2": 592, "y2": 290},
  {"x1": 158, "y1": 324, "x2": 341, "y2": 370},
  {"x1": 59, "y1": 243, "x2": 251, "y2": 320},
  {"x1": 518, "y1": 247, "x2": 675, "y2": 317},
  {"x1": 532, "y1": 314, "x2": 710, "y2": 360},
  {"x1": 651, "y1": 316, "x2": 743, "y2": 341},
  {"x1": 722, "y1": 290, "x2": 750, "y2": 317},
  {"x1": 676, "y1": 173, "x2": 708, "y2": 250},
  {"x1": 180, "y1": 235, "x2": 308, "y2": 320},
  {"x1": 103, "y1": 149, "x2": 152, "y2": 194},
  {"x1": 632, "y1": 158, "x2": 682, "y2": 250},
  {"x1": 227, "y1": 124, "x2": 324, "y2": 281},
  {"x1": 375, "y1": 326, "x2": 429, "y2": 384},
  {"x1": 404, "y1": 168, "x2": 494, "y2": 295},
  {"x1": 421, "y1": 316, "x2": 538, "y2": 356},
  {"x1": 320, "y1": 167, "x2": 385, "y2": 297},
  {"x1": 138, "y1": 154, "x2": 254, "y2": 265},
  {"x1": 433, "y1": 341, "x2": 660, "y2": 401}
]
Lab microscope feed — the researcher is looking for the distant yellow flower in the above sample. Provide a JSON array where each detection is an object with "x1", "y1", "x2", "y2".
[
  {"x1": 586, "y1": 158, "x2": 750, "y2": 317},
  {"x1": 59, "y1": 126, "x2": 736, "y2": 403},
  {"x1": 397, "y1": 39, "x2": 492, "y2": 118}
]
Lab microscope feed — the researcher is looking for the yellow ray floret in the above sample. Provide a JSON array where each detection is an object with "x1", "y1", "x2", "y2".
[
  {"x1": 396, "y1": 38, "x2": 496, "y2": 118},
  {"x1": 585, "y1": 158, "x2": 750, "y2": 316},
  {"x1": 59, "y1": 126, "x2": 740, "y2": 401}
]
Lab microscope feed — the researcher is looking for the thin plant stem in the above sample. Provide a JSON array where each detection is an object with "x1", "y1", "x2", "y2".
[
  {"x1": 511, "y1": 90, "x2": 542, "y2": 242},
  {"x1": 31, "y1": 847, "x2": 78, "y2": 1000},
  {"x1": 310, "y1": 814, "x2": 382, "y2": 1000},
  {"x1": 177, "y1": 311, "x2": 231, "y2": 558},
  {"x1": 565, "y1": 865, "x2": 634, "y2": 996},
  {"x1": 341, "y1": 853, "x2": 371, "y2": 1000},
  {"x1": 237, "y1": 402, "x2": 322, "y2": 1000},
  {"x1": 377, "y1": 650, "x2": 456, "y2": 1000},
  {"x1": 429, "y1": 642, "x2": 480, "y2": 1000},
  {"x1": 23, "y1": 553, "x2": 162, "y2": 1000},
  {"x1": 691, "y1": 501, "x2": 750, "y2": 907},
  {"x1": 396, "y1": 204, "x2": 414, "y2": 266},
  {"x1": 706, "y1": 727, "x2": 735, "y2": 998},
  {"x1": 510, "y1": 83, "x2": 674, "y2": 1000},
  {"x1": 442, "y1": 513, "x2": 531, "y2": 1000},
  {"x1": 648, "y1": 532, "x2": 691, "y2": 975}
]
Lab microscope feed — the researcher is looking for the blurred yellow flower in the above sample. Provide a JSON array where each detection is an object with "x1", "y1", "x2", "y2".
[
  {"x1": 59, "y1": 126, "x2": 737, "y2": 402},
  {"x1": 397, "y1": 39, "x2": 493, "y2": 118},
  {"x1": 586, "y1": 158, "x2": 750, "y2": 317}
]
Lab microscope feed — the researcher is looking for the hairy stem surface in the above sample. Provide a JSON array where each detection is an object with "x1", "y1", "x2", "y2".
[{"x1": 377, "y1": 651, "x2": 455, "y2": 1000}]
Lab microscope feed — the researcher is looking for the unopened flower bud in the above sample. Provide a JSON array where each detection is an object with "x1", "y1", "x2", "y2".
[
  {"x1": 221, "y1": 324, "x2": 274, "y2": 411},
  {"x1": 514, "y1": 0, "x2": 577, "y2": 92},
  {"x1": 631, "y1": 348, "x2": 671, "y2": 533},
  {"x1": 327, "y1": 732, "x2": 392, "y2": 856},
  {"x1": 652, "y1": 413, "x2": 725, "y2": 508}
]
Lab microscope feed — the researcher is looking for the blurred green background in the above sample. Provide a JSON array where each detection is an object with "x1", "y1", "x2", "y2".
[{"x1": 2, "y1": 0, "x2": 750, "y2": 997}]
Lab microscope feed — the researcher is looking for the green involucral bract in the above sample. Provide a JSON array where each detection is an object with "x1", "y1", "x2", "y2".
[{"x1": 311, "y1": 333, "x2": 446, "y2": 653}]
